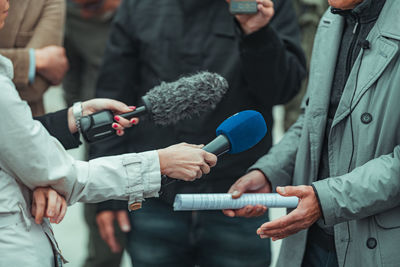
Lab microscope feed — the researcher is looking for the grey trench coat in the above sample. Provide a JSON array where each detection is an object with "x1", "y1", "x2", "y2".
[{"x1": 251, "y1": 1, "x2": 400, "y2": 266}]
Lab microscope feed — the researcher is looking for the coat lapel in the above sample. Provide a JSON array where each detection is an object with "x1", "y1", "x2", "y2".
[
  {"x1": 332, "y1": 0, "x2": 400, "y2": 129},
  {"x1": 306, "y1": 10, "x2": 343, "y2": 179},
  {"x1": 0, "y1": 0, "x2": 29, "y2": 47}
]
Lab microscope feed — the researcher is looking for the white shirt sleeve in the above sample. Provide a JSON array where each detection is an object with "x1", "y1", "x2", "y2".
[{"x1": 0, "y1": 68, "x2": 161, "y2": 208}]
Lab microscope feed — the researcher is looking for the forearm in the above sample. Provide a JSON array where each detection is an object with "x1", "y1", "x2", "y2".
[
  {"x1": 313, "y1": 145, "x2": 400, "y2": 226},
  {"x1": 239, "y1": 0, "x2": 306, "y2": 106}
]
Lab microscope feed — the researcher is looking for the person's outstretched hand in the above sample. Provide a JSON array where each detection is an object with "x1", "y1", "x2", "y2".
[
  {"x1": 31, "y1": 187, "x2": 67, "y2": 224},
  {"x1": 157, "y1": 143, "x2": 218, "y2": 181},
  {"x1": 223, "y1": 170, "x2": 271, "y2": 218},
  {"x1": 257, "y1": 185, "x2": 322, "y2": 241}
]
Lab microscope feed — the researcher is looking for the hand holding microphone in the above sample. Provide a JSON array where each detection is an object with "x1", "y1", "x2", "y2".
[{"x1": 79, "y1": 72, "x2": 228, "y2": 143}]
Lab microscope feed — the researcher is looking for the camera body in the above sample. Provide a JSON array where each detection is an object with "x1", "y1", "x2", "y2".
[{"x1": 230, "y1": 0, "x2": 258, "y2": 14}]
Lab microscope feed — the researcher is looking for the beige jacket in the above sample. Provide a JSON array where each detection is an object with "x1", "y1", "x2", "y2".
[{"x1": 0, "y1": 0, "x2": 65, "y2": 115}]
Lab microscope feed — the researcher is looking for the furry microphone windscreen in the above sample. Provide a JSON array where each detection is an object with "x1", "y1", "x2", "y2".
[{"x1": 143, "y1": 72, "x2": 228, "y2": 125}]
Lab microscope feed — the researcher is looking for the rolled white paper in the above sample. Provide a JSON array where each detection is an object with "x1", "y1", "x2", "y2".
[{"x1": 173, "y1": 193, "x2": 299, "y2": 211}]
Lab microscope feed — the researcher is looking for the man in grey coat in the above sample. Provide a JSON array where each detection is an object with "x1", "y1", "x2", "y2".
[{"x1": 224, "y1": 0, "x2": 400, "y2": 266}]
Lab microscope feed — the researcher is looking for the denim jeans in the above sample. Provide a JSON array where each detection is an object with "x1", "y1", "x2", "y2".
[{"x1": 127, "y1": 198, "x2": 271, "y2": 267}]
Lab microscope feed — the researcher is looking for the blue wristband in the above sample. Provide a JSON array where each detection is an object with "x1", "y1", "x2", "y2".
[{"x1": 28, "y1": 48, "x2": 36, "y2": 84}]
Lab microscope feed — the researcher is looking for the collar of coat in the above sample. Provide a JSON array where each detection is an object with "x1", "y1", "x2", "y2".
[
  {"x1": 329, "y1": 0, "x2": 400, "y2": 41},
  {"x1": 330, "y1": 0, "x2": 386, "y2": 24}
]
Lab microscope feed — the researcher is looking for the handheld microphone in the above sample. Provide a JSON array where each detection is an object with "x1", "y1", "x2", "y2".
[
  {"x1": 80, "y1": 72, "x2": 228, "y2": 143},
  {"x1": 202, "y1": 110, "x2": 267, "y2": 156},
  {"x1": 161, "y1": 110, "x2": 267, "y2": 187}
]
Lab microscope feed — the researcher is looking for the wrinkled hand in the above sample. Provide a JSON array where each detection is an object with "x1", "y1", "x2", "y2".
[
  {"x1": 35, "y1": 45, "x2": 69, "y2": 85},
  {"x1": 226, "y1": 0, "x2": 274, "y2": 35},
  {"x1": 96, "y1": 210, "x2": 130, "y2": 253},
  {"x1": 223, "y1": 170, "x2": 270, "y2": 218},
  {"x1": 31, "y1": 187, "x2": 67, "y2": 224},
  {"x1": 68, "y1": 98, "x2": 139, "y2": 135},
  {"x1": 257, "y1": 185, "x2": 322, "y2": 241},
  {"x1": 158, "y1": 143, "x2": 218, "y2": 181}
]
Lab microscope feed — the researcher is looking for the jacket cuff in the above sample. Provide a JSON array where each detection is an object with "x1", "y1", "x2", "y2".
[
  {"x1": 311, "y1": 183, "x2": 326, "y2": 224},
  {"x1": 240, "y1": 24, "x2": 280, "y2": 53},
  {"x1": 35, "y1": 108, "x2": 81, "y2": 149},
  {"x1": 312, "y1": 179, "x2": 336, "y2": 226},
  {"x1": 96, "y1": 200, "x2": 127, "y2": 213},
  {"x1": 122, "y1": 151, "x2": 161, "y2": 209}
]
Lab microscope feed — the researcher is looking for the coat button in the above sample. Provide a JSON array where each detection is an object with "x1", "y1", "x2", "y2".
[
  {"x1": 361, "y1": 113, "x2": 373, "y2": 124},
  {"x1": 366, "y1": 237, "x2": 377, "y2": 249}
]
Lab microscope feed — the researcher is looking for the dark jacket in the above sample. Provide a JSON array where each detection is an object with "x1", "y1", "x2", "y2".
[{"x1": 91, "y1": 0, "x2": 306, "y2": 205}]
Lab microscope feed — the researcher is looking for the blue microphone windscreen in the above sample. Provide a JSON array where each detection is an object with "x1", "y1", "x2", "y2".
[{"x1": 216, "y1": 110, "x2": 267, "y2": 154}]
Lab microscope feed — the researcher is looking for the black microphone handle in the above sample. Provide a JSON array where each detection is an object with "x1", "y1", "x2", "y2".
[
  {"x1": 202, "y1": 134, "x2": 231, "y2": 157},
  {"x1": 119, "y1": 105, "x2": 148, "y2": 119}
]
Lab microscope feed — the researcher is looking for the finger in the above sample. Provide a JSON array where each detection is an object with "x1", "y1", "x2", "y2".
[
  {"x1": 258, "y1": 211, "x2": 301, "y2": 232},
  {"x1": 112, "y1": 123, "x2": 124, "y2": 130},
  {"x1": 34, "y1": 193, "x2": 46, "y2": 224},
  {"x1": 181, "y1": 143, "x2": 204, "y2": 149},
  {"x1": 114, "y1": 116, "x2": 132, "y2": 128},
  {"x1": 234, "y1": 205, "x2": 258, "y2": 217},
  {"x1": 56, "y1": 199, "x2": 67, "y2": 224},
  {"x1": 200, "y1": 163, "x2": 211, "y2": 175},
  {"x1": 222, "y1": 209, "x2": 236, "y2": 217},
  {"x1": 104, "y1": 223, "x2": 121, "y2": 253},
  {"x1": 195, "y1": 168, "x2": 203, "y2": 179},
  {"x1": 204, "y1": 152, "x2": 218, "y2": 167},
  {"x1": 256, "y1": 0, "x2": 274, "y2": 8},
  {"x1": 246, "y1": 205, "x2": 267, "y2": 217},
  {"x1": 97, "y1": 215, "x2": 121, "y2": 253},
  {"x1": 50, "y1": 196, "x2": 62, "y2": 223},
  {"x1": 230, "y1": 178, "x2": 253, "y2": 199},
  {"x1": 46, "y1": 190, "x2": 58, "y2": 219},
  {"x1": 104, "y1": 99, "x2": 133, "y2": 114},
  {"x1": 259, "y1": 222, "x2": 303, "y2": 240},
  {"x1": 116, "y1": 211, "x2": 131, "y2": 233},
  {"x1": 130, "y1": 117, "x2": 139, "y2": 125},
  {"x1": 116, "y1": 129, "x2": 124, "y2": 136},
  {"x1": 277, "y1": 186, "x2": 307, "y2": 198},
  {"x1": 258, "y1": 5, "x2": 274, "y2": 18}
]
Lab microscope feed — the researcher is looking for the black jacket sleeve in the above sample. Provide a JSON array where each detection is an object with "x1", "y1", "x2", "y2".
[
  {"x1": 239, "y1": 0, "x2": 306, "y2": 107},
  {"x1": 35, "y1": 109, "x2": 81, "y2": 150},
  {"x1": 89, "y1": 0, "x2": 139, "y2": 160}
]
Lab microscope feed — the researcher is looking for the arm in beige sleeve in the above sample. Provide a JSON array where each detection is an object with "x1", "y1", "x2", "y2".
[{"x1": 0, "y1": 0, "x2": 65, "y2": 86}]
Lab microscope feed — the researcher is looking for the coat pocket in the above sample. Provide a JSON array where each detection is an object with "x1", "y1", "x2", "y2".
[
  {"x1": 375, "y1": 206, "x2": 400, "y2": 229},
  {"x1": 15, "y1": 31, "x2": 33, "y2": 48}
]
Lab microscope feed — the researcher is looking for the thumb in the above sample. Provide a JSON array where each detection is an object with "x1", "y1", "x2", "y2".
[
  {"x1": 105, "y1": 99, "x2": 133, "y2": 114},
  {"x1": 116, "y1": 210, "x2": 131, "y2": 232},
  {"x1": 229, "y1": 179, "x2": 252, "y2": 199},
  {"x1": 276, "y1": 186, "x2": 306, "y2": 198}
]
